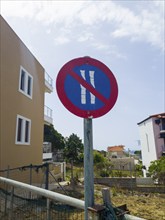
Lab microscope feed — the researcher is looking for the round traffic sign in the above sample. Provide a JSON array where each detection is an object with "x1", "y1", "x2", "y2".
[{"x1": 56, "y1": 57, "x2": 118, "y2": 118}]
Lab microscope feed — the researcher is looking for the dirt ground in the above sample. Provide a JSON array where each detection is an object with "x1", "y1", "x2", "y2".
[
  {"x1": 54, "y1": 183, "x2": 165, "y2": 220},
  {"x1": 109, "y1": 190, "x2": 165, "y2": 220}
]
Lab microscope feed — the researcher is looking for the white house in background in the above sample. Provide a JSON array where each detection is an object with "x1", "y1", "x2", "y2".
[{"x1": 137, "y1": 113, "x2": 165, "y2": 172}]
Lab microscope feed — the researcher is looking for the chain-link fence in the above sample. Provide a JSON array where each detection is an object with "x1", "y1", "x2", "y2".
[
  {"x1": 0, "y1": 163, "x2": 65, "y2": 189},
  {"x1": 0, "y1": 177, "x2": 84, "y2": 220}
]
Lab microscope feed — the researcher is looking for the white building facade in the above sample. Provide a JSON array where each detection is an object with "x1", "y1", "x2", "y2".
[{"x1": 138, "y1": 113, "x2": 165, "y2": 171}]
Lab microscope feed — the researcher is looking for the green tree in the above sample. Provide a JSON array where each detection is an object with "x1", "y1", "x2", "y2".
[
  {"x1": 134, "y1": 150, "x2": 142, "y2": 157},
  {"x1": 135, "y1": 160, "x2": 143, "y2": 177},
  {"x1": 148, "y1": 156, "x2": 165, "y2": 185},
  {"x1": 93, "y1": 151, "x2": 105, "y2": 164},
  {"x1": 64, "y1": 133, "x2": 84, "y2": 164},
  {"x1": 93, "y1": 151, "x2": 113, "y2": 177},
  {"x1": 44, "y1": 124, "x2": 65, "y2": 151},
  {"x1": 64, "y1": 133, "x2": 84, "y2": 185}
]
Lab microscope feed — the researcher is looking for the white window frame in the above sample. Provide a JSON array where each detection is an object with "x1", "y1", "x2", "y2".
[
  {"x1": 15, "y1": 115, "x2": 31, "y2": 145},
  {"x1": 19, "y1": 66, "x2": 33, "y2": 99}
]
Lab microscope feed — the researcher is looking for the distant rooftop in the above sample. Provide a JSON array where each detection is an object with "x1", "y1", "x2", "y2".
[
  {"x1": 137, "y1": 113, "x2": 165, "y2": 125},
  {"x1": 107, "y1": 145, "x2": 124, "y2": 152}
]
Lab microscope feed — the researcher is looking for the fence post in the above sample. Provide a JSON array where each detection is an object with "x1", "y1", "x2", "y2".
[
  {"x1": 9, "y1": 186, "x2": 14, "y2": 220},
  {"x1": 29, "y1": 164, "x2": 32, "y2": 185},
  {"x1": 102, "y1": 188, "x2": 111, "y2": 204},
  {"x1": 88, "y1": 187, "x2": 110, "y2": 220},
  {"x1": 5, "y1": 165, "x2": 10, "y2": 214},
  {"x1": 45, "y1": 163, "x2": 49, "y2": 190},
  {"x1": 129, "y1": 162, "x2": 134, "y2": 195},
  {"x1": 63, "y1": 162, "x2": 66, "y2": 181},
  {"x1": 29, "y1": 164, "x2": 32, "y2": 199},
  {"x1": 47, "y1": 198, "x2": 51, "y2": 220},
  {"x1": 101, "y1": 188, "x2": 117, "y2": 219}
]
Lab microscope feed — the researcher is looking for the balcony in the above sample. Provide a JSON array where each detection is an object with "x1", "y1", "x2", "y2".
[
  {"x1": 44, "y1": 105, "x2": 53, "y2": 125},
  {"x1": 43, "y1": 142, "x2": 52, "y2": 161},
  {"x1": 45, "y1": 71, "x2": 53, "y2": 93},
  {"x1": 160, "y1": 130, "x2": 165, "y2": 138},
  {"x1": 43, "y1": 153, "x2": 53, "y2": 160}
]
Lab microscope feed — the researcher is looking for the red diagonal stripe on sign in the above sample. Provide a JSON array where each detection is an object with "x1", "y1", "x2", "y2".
[{"x1": 69, "y1": 70, "x2": 109, "y2": 104}]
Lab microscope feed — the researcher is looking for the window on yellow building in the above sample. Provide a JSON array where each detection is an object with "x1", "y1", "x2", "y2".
[
  {"x1": 19, "y1": 66, "x2": 33, "y2": 98},
  {"x1": 15, "y1": 115, "x2": 31, "y2": 145}
]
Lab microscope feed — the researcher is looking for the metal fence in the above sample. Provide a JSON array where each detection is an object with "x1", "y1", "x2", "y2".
[
  {"x1": 0, "y1": 162, "x2": 148, "y2": 220},
  {"x1": 0, "y1": 177, "x2": 84, "y2": 220},
  {"x1": 0, "y1": 163, "x2": 65, "y2": 191},
  {"x1": 0, "y1": 177, "x2": 146, "y2": 220}
]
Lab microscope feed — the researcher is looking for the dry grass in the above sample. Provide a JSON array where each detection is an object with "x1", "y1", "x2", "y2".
[
  {"x1": 111, "y1": 191, "x2": 165, "y2": 220},
  {"x1": 54, "y1": 183, "x2": 165, "y2": 220}
]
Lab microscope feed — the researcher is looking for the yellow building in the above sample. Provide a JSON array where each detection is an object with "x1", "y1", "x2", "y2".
[{"x1": 0, "y1": 16, "x2": 53, "y2": 183}]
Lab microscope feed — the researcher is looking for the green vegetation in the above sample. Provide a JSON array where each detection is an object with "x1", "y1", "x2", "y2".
[
  {"x1": 64, "y1": 133, "x2": 84, "y2": 164},
  {"x1": 148, "y1": 156, "x2": 165, "y2": 185},
  {"x1": 44, "y1": 124, "x2": 65, "y2": 150},
  {"x1": 44, "y1": 124, "x2": 144, "y2": 180},
  {"x1": 93, "y1": 150, "x2": 113, "y2": 177},
  {"x1": 64, "y1": 133, "x2": 84, "y2": 184},
  {"x1": 135, "y1": 161, "x2": 143, "y2": 177},
  {"x1": 134, "y1": 150, "x2": 141, "y2": 157}
]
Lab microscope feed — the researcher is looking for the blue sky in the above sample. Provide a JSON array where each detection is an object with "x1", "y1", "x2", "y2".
[{"x1": 1, "y1": 0, "x2": 164, "y2": 151}]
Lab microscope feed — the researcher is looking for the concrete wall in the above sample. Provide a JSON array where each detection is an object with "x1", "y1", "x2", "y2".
[
  {"x1": 110, "y1": 157, "x2": 135, "y2": 171},
  {"x1": 136, "y1": 186, "x2": 165, "y2": 193},
  {"x1": 94, "y1": 177, "x2": 137, "y2": 189},
  {"x1": 136, "y1": 177, "x2": 154, "y2": 186},
  {"x1": 94, "y1": 177, "x2": 165, "y2": 193}
]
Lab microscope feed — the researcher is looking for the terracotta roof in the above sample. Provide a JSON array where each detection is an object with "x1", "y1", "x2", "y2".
[
  {"x1": 137, "y1": 113, "x2": 165, "y2": 125},
  {"x1": 107, "y1": 146, "x2": 124, "y2": 152}
]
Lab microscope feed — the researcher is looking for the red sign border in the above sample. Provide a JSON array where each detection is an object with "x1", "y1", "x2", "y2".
[{"x1": 56, "y1": 57, "x2": 118, "y2": 118}]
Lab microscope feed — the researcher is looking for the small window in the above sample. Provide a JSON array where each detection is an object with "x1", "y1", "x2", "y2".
[
  {"x1": 17, "y1": 118, "x2": 23, "y2": 142},
  {"x1": 145, "y1": 133, "x2": 150, "y2": 152},
  {"x1": 19, "y1": 66, "x2": 33, "y2": 98},
  {"x1": 15, "y1": 115, "x2": 31, "y2": 145},
  {"x1": 20, "y1": 70, "x2": 25, "y2": 91},
  {"x1": 27, "y1": 76, "x2": 32, "y2": 96},
  {"x1": 25, "y1": 120, "x2": 30, "y2": 142}
]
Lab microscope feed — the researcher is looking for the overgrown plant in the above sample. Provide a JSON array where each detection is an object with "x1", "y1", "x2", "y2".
[{"x1": 148, "y1": 156, "x2": 165, "y2": 185}]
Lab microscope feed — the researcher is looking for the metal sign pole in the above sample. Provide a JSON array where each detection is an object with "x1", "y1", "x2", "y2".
[
  {"x1": 56, "y1": 56, "x2": 118, "y2": 219},
  {"x1": 84, "y1": 118, "x2": 94, "y2": 220}
]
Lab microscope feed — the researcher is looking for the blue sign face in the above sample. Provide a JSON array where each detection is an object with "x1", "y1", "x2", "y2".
[
  {"x1": 56, "y1": 57, "x2": 118, "y2": 118},
  {"x1": 65, "y1": 64, "x2": 111, "y2": 111}
]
